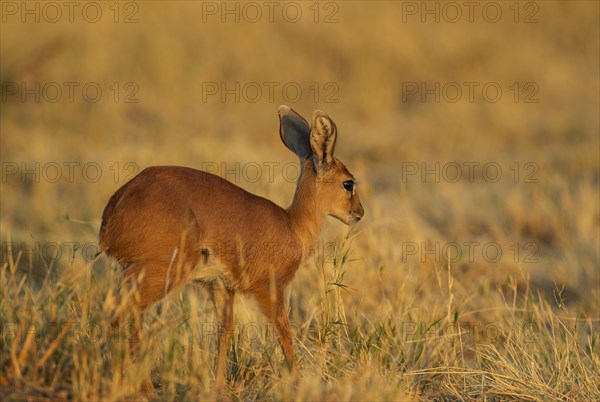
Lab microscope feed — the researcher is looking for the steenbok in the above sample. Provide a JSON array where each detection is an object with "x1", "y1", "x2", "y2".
[{"x1": 99, "y1": 105, "x2": 364, "y2": 392}]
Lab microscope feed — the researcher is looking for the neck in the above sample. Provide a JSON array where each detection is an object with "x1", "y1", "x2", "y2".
[{"x1": 287, "y1": 160, "x2": 326, "y2": 255}]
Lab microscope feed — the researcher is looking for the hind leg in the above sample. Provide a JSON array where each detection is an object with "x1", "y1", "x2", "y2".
[
  {"x1": 204, "y1": 283, "x2": 235, "y2": 396},
  {"x1": 111, "y1": 257, "x2": 197, "y2": 396},
  {"x1": 109, "y1": 263, "x2": 166, "y2": 396}
]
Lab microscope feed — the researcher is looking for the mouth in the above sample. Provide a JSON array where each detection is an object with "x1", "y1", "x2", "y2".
[
  {"x1": 348, "y1": 212, "x2": 363, "y2": 225},
  {"x1": 332, "y1": 211, "x2": 364, "y2": 225}
]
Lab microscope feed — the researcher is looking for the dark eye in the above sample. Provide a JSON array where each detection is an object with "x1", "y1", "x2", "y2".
[{"x1": 343, "y1": 180, "x2": 355, "y2": 192}]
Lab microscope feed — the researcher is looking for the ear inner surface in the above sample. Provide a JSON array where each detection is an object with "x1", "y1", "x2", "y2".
[{"x1": 310, "y1": 111, "x2": 337, "y2": 172}]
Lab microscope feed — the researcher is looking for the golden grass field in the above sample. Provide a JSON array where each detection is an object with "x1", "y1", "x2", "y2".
[{"x1": 1, "y1": 1, "x2": 599, "y2": 400}]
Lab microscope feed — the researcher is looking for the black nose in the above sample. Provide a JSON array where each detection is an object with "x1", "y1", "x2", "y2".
[
  {"x1": 352, "y1": 208, "x2": 364, "y2": 222},
  {"x1": 356, "y1": 203, "x2": 364, "y2": 219}
]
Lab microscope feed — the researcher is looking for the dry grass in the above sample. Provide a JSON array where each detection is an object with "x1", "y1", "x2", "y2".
[{"x1": 1, "y1": 1, "x2": 599, "y2": 401}]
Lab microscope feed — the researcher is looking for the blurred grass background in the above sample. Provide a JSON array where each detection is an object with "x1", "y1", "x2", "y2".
[{"x1": 1, "y1": 1, "x2": 599, "y2": 400}]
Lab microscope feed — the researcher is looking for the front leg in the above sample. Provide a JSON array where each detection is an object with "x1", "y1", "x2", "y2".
[
  {"x1": 274, "y1": 309, "x2": 296, "y2": 372},
  {"x1": 256, "y1": 288, "x2": 296, "y2": 371}
]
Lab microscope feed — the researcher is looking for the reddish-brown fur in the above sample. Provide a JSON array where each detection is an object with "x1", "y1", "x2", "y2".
[{"x1": 99, "y1": 106, "x2": 364, "y2": 393}]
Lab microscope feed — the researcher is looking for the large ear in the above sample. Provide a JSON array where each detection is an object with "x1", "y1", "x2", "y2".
[
  {"x1": 310, "y1": 110, "x2": 337, "y2": 172},
  {"x1": 278, "y1": 105, "x2": 312, "y2": 160}
]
